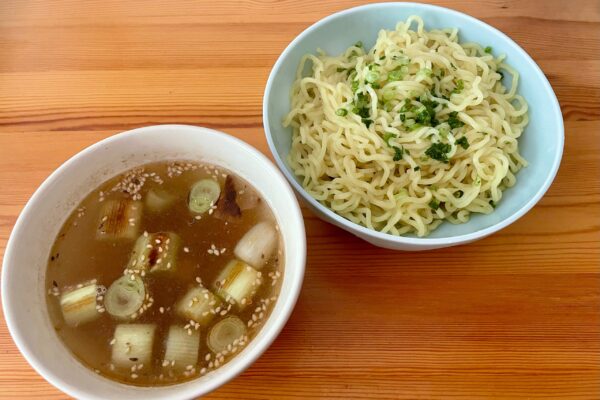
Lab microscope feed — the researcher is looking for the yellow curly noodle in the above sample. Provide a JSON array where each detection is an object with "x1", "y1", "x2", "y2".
[{"x1": 283, "y1": 16, "x2": 529, "y2": 237}]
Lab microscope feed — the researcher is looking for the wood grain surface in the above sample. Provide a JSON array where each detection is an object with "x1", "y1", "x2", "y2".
[{"x1": 1, "y1": 0, "x2": 599, "y2": 399}]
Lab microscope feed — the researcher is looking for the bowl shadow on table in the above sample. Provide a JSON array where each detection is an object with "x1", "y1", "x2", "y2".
[{"x1": 208, "y1": 203, "x2": 597, "y2": 397}]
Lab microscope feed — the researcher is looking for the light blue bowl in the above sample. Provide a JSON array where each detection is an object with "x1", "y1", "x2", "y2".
[{"x1": 263, "y1": 2, "x2": 563, "y2": 251}]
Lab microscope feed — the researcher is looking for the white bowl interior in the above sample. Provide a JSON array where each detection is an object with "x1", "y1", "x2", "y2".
[
  {"x1": 264, "y1": 3, "x2": 563, "y2": 248},
  {"x1": 2, "y1": 125, "x2": 305, "y2": 400}
]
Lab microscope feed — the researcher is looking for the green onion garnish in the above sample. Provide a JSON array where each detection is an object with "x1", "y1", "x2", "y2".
[
  {"x1": 425, "y1": 142, "x2": 452, "y2": 163},
  {"x1": 429, "y1": 199, "x2": 440, "y2": 210},
  {"x1": 456, "y1": 136, "x2": 470, "y2": 149}
]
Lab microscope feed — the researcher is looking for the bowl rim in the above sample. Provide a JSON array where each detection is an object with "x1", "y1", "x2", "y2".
[
  {"x1": 263, "y1": 2, "x2": 564, "y2": 246},
  {"x1": 1, "y1": 124, "x2": 306, "y2": 399}
]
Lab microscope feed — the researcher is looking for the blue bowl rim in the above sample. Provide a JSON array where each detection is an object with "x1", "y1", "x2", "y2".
[{"x1": 263, "y1": 2, "x2": 564, "y2": 245}]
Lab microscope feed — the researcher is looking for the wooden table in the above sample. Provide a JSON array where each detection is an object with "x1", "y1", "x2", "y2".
[{"x1": 1, "y1": 1, "x2": 599, "y2": 398}]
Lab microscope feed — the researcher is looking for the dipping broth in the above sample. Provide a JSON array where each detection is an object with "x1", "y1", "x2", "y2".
[{"x1": 46, "y1": 161, "x2": 283, "y2": 386}]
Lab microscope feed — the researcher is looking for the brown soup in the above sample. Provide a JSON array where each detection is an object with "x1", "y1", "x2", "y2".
[{"x1": 46, "y1": 161, "x2": 283, "y2": 386}]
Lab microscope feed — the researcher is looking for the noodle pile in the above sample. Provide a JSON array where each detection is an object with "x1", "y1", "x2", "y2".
[{"x1": 284, "y1": 16, "x2": 528, "y2": 236}]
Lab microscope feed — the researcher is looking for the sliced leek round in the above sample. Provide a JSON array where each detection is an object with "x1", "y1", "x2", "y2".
[
  {"x1": 128, "y1": 231, "x2": 180, "y2": 273},
  {"x1": 207, "y1": 316, "x2": 246, "y2": 354},
  {"x1": 60, "y1": 283, "x2": 100, "y2": 327},
  {"x1": 234, "y1": 222, "x2": 278, "y2": 268},
  {"x1": 105, "y1": 275, "x2": 146, "y2": 320},
  {"x1": 214, "y1": 259, "x2": 261, "y2": 307},
  {"x1": 163, "y1": 325, "x2": 200, "y2": 369},
  {"x1": 96, "y1": 199, "x2": 142, "y2": 241},
  {"x1": 111, "y1": 324, "x2": 156, "y2": 368},
  {"x1": 188, "y1": 179, "x2": 220, "y2": 214},
  {"x1": 176, "y1": 285, "x2": 221, "y2": 326}
]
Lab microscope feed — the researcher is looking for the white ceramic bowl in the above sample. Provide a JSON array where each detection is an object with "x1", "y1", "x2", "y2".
[
  {"x1": 1, "y1": 125, "x2": 306, "y2": 399},
  {"x1": 263, "y1": 2, "x2": 564, "y2": 251}
]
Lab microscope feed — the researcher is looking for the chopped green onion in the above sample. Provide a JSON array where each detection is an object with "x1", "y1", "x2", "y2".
[
  {"x1": 416, "y1": 68, "x2": 433, "y2": 79},
  {"x1": 484, "y1": 46, "x2": 492, "y2": 54},
  {"x1": 414, "y1": 98, "x2": 439, "y2": 126},
  {"x1": 438, "y1": 125, "x2": 450, "y2": 139},
  {"x1": 400, "y1": 101, "x2": 415, "y2": 113},
  {"x1": 452, "y1": 79, "x2": 464, "y2": 94},
  {"x1": 383, "y1": 132, "x2": 396, "y2": 146},
  {"x1": 456, "y1": 136, "x2": 470, "y2": 149},
  {"x1": 425, "y1": 142, "x2": 452, "y2": 163},
  {"x1": 447, "y1": 111, "x2": 464, "y2": 129},
  {"x1": 387, "y1": 65, "x2": 408, "y2": 82},
  {"x1": 336, "y1": 67, "x2": 346, "y2": 72},
  {"x1": 454, "y1": 190, "x2": 464, "y2": 198},
  {"x1": 336, "y1": 108, "x2": 348, "y2": 117},
  {"x1": 393, "y1": 54, "x2": 410, "y2": 65},
  {"x1": 382, "y1": 87, "x2": 396, "y2": 101},
  {"x1": 393, "y1": 146, "x2": 403, "y2": 161},
  {"x1": 489, "y1": 200, "x2": 496, "y2": 208},
  {"x1": 351, "y1": 80, "x2": 359, "y2": 92},
  {"x1": 429, "y1": 199, "x2": 440, "y2": 210},
  {"x1": 409, "y1": 123, "x2": 424, "y2": 131},
  {"x1": 413, "y1": 166, "x2": 421, "y2": 171},
  {"x1": 354, "y1": 40, "x2": 363, "y2": 48}
]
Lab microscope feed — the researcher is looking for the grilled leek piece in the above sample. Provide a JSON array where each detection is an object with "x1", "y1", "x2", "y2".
[
  {"x1": 214, "y1": 259, "x2": 261, "y2": 307},
  {"x1": 111, "y1": 324, "x2": 156, "y2": 369},
  {"x1": 163, "y1": 325, "x2": 200, "y2": 369},
  {"x1": 105, "y1": 275, "x2": 146, "y2": 320},
  {"x1": 60, "y1": 283, "x2": 100, "y2": 327},
  {"x1": 207, "y1": 316, "x2": 246, "y2": 354},
  {"x1": 234, "y1": 222, "x2": 277, "y2": 268},
  {"x1": 127, "y1": 232, "x2": 180, "y2": 273},
  {"x1": 176, "y1": 285, "x2": 221, "y2": 326},
  {"x1": 96, "y1": 199, "x2": 142, "y2": 240}
]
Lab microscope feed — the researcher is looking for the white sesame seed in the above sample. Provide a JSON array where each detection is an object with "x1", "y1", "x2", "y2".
[{"x1": 183, "y1": 247, "x2": 190, "y2": 253}]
